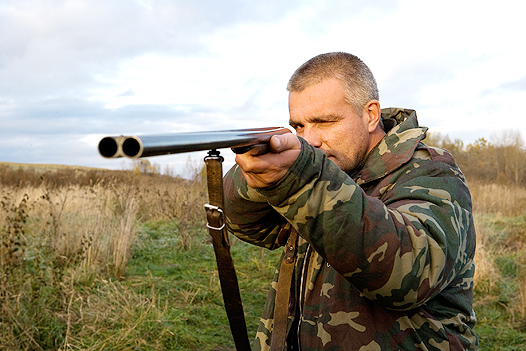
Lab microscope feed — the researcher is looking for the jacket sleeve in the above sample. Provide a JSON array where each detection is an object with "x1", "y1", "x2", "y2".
[
  {"x1": 223, "y1": 163, "x2": 288, "y2": 250},
  {"x1": 255, "y1": 138, "x2": 475, "y2": 310}
]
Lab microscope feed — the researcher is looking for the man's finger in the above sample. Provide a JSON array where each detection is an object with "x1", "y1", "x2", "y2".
[{"x1": 269, "y1": 133, "x2": 301, "y2": 153}]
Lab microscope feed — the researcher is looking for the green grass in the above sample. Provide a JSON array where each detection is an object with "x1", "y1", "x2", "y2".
[
  {"x1": 109, "y1": 218, "x2": 526, "y2": 350},
  {"x1": 3, "y1": 201, "x2": 526, "y2": 349},
  {"x1": 8, "y1": 162, "x2": 526, "y2": 349},
  {"x1": 120, "y1": 220, "x2": 281, "y2": 350},
  {"x1": 0, "y1": 214, "x2": 281, "y2": 350},
  {"x1": 472, "y1": 214, "x2": 526, "y2": 350},
  {"x1": 475, "y1": 308, "x2": 526, "y2": 351}
]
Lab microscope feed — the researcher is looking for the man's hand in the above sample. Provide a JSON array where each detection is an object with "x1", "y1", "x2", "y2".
[{"x1": 235, "y1": 132, "x2": 301, "y2": 189}]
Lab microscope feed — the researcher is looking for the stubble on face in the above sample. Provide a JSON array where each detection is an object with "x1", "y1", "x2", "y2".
[{"x1": 288, "y1": 78, "x2": 371, "y2": 174}]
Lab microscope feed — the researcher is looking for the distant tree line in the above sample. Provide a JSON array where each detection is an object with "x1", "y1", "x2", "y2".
[
  {"x1": 0, "y1": 163, "x2": 181, "y2": 189},
  {"x1": 2, "y1": 128, "x2": 525, "y2": 188},
  {"x1": 424, "y1": 129, "x2": 525, "y2": 186}
]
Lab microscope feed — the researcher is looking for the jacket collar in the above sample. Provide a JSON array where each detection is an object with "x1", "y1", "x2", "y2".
[{"x1": 354, "y1": 108, "x2": 428, "y2": 185}]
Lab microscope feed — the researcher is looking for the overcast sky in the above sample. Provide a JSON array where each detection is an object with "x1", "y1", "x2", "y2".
[{"x1": 1, "y1": 0, "x2": 525, "y2": 175}]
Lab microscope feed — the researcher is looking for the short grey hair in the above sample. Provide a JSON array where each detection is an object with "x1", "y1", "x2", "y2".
[{"x1": 287, "y1": 52, "x2": 379, "y2": 115}]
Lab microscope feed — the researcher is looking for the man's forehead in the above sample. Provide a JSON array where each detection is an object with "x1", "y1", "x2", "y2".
[{"x1": 289, "y1": 88, "x2": 351, "y2": 122}]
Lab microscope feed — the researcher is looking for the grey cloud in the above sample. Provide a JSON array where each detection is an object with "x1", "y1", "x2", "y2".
[
  {"x1": 0, "y1": 97, "x2": 213, "y2": 135},
  {"x1": 0, "y1": 96, "x2": 217, "y2": 168},
  {"x1": 0, "y1": 0, "x2": 305, "y2": 101},
  {"x1": 478, "y1": 76, "x2": 526, "y2": 103},
  {"x1": 307, "y1": 0, "x2": 399, "y2": 23},
  {"x1": 500, "y1": 76, "x2": 526, "y2": 91},
  {"x1": 378, "y1": 55, "x2": 460, "y2": 110}
]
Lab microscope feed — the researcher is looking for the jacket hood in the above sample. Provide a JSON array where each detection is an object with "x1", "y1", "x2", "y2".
[{"x1": 355, "y1": 108, "x2": 428, "y2": 185}]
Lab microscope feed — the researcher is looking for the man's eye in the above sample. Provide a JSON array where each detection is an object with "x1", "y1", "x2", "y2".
[{"x1": 293, "y1": 125, "x2": 304, "y2": 132}]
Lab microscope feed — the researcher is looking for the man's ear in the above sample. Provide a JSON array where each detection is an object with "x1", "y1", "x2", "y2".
[{"x1": 363, "y1": 100, "x2": 381, "y2": 133}]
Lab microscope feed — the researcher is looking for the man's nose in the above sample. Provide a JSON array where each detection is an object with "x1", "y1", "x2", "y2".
[{"x1": 302, "y1": 126, "x2": 322, "y2": 148}]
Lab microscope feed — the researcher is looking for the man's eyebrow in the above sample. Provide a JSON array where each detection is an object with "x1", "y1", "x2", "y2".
[
  {"x1": 291, "y1": 114, "x2": 344, "y2": 125},
  {"x1": 310, "y1": 115, "x2": 343, "y2": 122},
  {"x1": 289, "y1": 113, "x2": 346, "y2": 128}
]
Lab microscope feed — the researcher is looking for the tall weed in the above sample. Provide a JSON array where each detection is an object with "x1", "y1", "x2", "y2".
[
  {"x1": 472, "y1": 218, "x2": 500, "y2": 296},
  {"x1": 470, "y1": 180, "x2": 526, "y2": 216},
  {"x1": 0, "y1": 163, "x2": 208, "y2": 349},
  {"x1": 471, "y1": 180, "x2": 526, "y2": 333},
  {"x1": 6, "y1": 162, "x2": 526, "y2": 349}
]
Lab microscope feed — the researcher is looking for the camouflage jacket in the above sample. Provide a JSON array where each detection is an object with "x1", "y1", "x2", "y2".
[{"x1": 224, "y1": 108, "x2": 478, "y2": 351}]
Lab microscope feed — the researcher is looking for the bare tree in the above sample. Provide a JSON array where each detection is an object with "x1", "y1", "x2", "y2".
[{"x1": 491, "y1": 130, "x2": 525, "y2": 184}]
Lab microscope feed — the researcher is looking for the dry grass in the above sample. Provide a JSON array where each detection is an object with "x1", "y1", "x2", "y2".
[
  {"x1": 517, "y1": 252, "x2": 526, "y2": 318},
  {"x1": 472, "y1": 219, "x2": 500, "y2": 295},
  {"x1": 2, "y1": 161, "x2": 526, "y2": 349},
  {"x1": 469, "y1": 180, "x2": 526, "y2": 216},
  {"x1": 470, "y1": 179, "x2": 526, "y2": 326},
  {"x1": 0, "y1": 164, "x2": 208, "y2": 350},
  {"x1": 0, "y1": 169, "x2": 206, "y2": 277}
]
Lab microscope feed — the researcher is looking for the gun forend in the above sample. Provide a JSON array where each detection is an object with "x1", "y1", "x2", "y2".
[{"x1": 98, "y1": 127, "x2": 290, "y2": 159}]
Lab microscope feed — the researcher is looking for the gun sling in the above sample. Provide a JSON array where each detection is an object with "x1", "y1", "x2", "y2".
[
  {"x1": 270, "y1": 225, "x2": 298, "y2": 351},
  {"x1": 204, "y1": 150, "x2": 251, "y2": 351}
]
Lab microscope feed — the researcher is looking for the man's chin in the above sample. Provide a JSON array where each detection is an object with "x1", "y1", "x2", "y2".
[
  {"x1": 328, "y1": 156, "x2": 357, "y2": 173},
  {"x1": 324, "y1": 152, "x2": 346, "y2": 170},
  {"x1": 327, "y1": 156, "x2": 341, "y2": 168}
]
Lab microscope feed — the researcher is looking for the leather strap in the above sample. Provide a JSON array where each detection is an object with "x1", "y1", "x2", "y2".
[
  {"x1": 205, "y1": 151, "x2": 251, "y2": 351},
  {"x1": 270, "y1": 225, "x2": 298, "y2": 351}
]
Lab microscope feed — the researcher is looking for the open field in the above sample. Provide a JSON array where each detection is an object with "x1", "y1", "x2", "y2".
[{"x1": 1, "y1": 163, "x2": 526, "y2": 350}]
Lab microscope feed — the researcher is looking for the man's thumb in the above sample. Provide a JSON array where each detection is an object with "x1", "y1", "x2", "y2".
[
  {"x1": 270, "y1": 135, "x2": 282, "y2": 151},
  {"x1": 270, "y1": 133, "x2": 300, "y2": 153}
]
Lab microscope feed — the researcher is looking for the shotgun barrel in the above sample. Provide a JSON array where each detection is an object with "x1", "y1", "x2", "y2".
[{"x1": 98, "y1": 127, "x2": 290, "y2": 158}]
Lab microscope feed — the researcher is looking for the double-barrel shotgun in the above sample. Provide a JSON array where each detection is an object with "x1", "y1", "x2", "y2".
[{"x1": 98, "y1": 127, "x2": 289, "y2": 159}]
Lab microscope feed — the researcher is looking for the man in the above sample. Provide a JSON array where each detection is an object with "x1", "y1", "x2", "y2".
[{"x1": 224, "y1": 52, "x2": 478, "y2": 350}]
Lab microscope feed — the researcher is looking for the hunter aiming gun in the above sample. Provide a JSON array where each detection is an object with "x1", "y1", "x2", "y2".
[{"x1": 98, "y1": 127, "x2": 289, "y2": 351}]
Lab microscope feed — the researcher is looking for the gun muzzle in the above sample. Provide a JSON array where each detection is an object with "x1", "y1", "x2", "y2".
[{"x1": 98, "y1": 136, "x2": 127, "y2": 158}]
